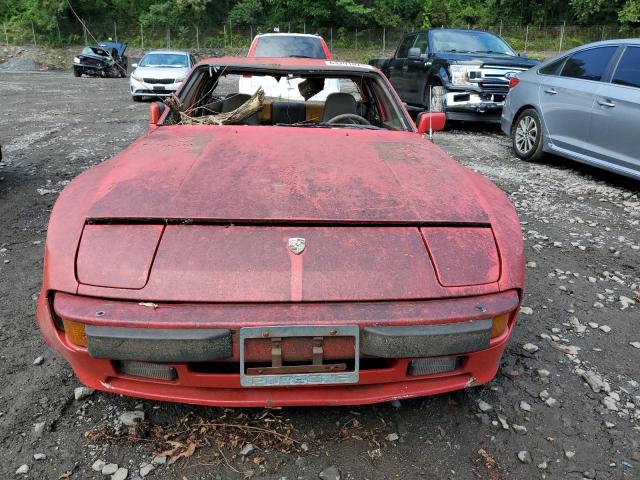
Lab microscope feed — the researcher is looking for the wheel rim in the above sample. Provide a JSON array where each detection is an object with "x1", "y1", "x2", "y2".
[{"x1": 515, "y1": 115, "x2": 538, "y2": 154}]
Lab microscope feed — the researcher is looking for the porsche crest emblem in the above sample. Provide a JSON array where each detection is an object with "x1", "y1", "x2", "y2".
[{"x1": 288, "y1": 237, "x2": 306, "y2": 255}]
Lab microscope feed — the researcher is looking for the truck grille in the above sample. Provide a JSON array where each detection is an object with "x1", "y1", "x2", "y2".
[
  {"x1": 477, "y1": 65, "x2": 527, "y2": 93},
  {"x1": 143, "y1": 78, "x2": 174, "y2": 84}
]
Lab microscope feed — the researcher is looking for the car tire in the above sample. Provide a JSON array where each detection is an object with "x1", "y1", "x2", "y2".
[
  {"x1": 425, "y1": 85, "x2": 445, "y2": 113},
  {"x1": 73, "y1": 69, "x2": 81, "y2": 77},
  {"x1": 512, "y1": 109, "x2": 544, "y2": 161}
]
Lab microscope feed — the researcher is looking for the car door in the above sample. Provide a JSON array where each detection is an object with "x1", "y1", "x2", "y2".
[
  {"x1": 538, "y1": 45, "x2": 618, "y2": 155},
  {"x1": 404, "y1": 32, "x2": 429, "y2": 104},
  {"x1": 589, "y1": 45, "x2": 640, "y2": 175},
  {"x1": 388, "y1": 34, "x2": 417, "y2": 100}
]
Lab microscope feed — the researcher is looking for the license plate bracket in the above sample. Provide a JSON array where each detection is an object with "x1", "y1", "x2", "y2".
[{"x1": 239, "y1": 325, "x2": 359, "y2": 387}]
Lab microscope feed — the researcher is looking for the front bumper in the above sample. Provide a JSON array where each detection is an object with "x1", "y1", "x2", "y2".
[
  {"x1": 38, "y1": 290, "x2": 520, "y2": 407},
  {"x1": 444, "y1": 90, "x2": 507, "y2": 123},
  {"x1": 130, "y1": 77, "x2": 181, "y2": 97}
]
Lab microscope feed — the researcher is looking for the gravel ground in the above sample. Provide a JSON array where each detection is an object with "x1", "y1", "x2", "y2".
[{"x1": 0, "y1": 71, "x2": 638, "y2": 480}]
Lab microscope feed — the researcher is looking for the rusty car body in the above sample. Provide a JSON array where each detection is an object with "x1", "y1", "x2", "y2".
[{"x1": 37, "y1": 57, "x2": 524, "y2": 407}]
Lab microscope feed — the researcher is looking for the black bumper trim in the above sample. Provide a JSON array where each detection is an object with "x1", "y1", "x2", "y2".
[
  {"x1": 360, "y1": 320, "x2": 492, "y2": 358},
  {"x1": 86, "y1": 325, "x2": 232, "y2": 362}
]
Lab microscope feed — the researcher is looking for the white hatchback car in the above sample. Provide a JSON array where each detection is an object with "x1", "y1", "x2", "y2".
[{"x1": 130, "y1": 50, "x2": 196, "y2": 101}]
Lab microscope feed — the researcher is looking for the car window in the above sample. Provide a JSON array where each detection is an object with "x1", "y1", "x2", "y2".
[
  {"x1": 396, "y1": 35, "x2": 417, "y2": 59},
  {"x1": 414, "y1": 33, "x2": 429, "y2": 54},
  {"x1": 612, "y1": 46, "x2": 640, "y2": 88},
  {"x1": 254, "y1": 36, "x2": 326, "y2": 59},
  {"x1": 139, "y1": 54, "x2": 189, "y2": 68},
  {"x1": 560, "y1": 46, "x2": 617, "y2": 81},
  {"x1": 430, "y1": 30, "x2": 515, "y2": 55},
  {"x1": 539, "y1": 57, "x2": 566, "y2": 76}
]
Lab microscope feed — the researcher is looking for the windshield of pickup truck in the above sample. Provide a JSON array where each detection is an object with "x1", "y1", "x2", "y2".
[
  {"x1": 431, "y1": 30, "x2": 515, "y2": 55},
  {"x1": 254, "y1": 36, "x2": 327, "y2": 59}
]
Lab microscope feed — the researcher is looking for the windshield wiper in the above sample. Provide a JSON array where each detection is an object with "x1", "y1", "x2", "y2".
[
  {"x1": 288, "y1": 55, "x2": 315, "y2": 58},
  {"x1": 473, "y1": 50, "x2": 512, "y2": 55},
  {"x1": 443, "y1": 49, "x2": 471, "y2": 53}
]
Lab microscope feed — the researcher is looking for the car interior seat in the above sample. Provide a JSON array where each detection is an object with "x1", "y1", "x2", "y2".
[
  {"x1": 271, "y1": 102, "x2": 306, "y2": 125},
  {"x1": 321, "y1": 93, "x2": 357, "y2": 122},
  {"x1": 221, "y1": 93, "x2": 260, "y2": 125}
]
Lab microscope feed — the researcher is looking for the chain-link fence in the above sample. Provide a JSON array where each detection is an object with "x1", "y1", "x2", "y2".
[{"x1": 2, "y1": 20, "x2": 639, "y2": 60}]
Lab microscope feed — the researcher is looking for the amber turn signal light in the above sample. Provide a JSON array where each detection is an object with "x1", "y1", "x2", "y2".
[
  {"x1": 62, "y1": 319, "x2": 87, "y2": 347},
  {"x1": 491, "y1": 313, "x2": 510, "y2": 338}
]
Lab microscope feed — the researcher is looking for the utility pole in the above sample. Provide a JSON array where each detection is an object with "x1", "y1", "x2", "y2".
[
  {"x1": 382, "y1": 27, "x2": 386, "y2": 54},
  {"x1": 223, "y1": 24, "x2": 226, "y2": 49},
  {"x1": 55, "y1": 19, "x2": 61, "y2": 44},
  {"x1": 196, "y1": 26, "x2": 200, "y2": 50},
  {"x1": 355, "y1": 28, "x2": 358, "y2": 50},
  {"x1": 499, "y1": 20, "x2": 502, "y2": 37},
  {"x1": 114, "y1": 21, "x2": 117, "y2": 42},
  {"x1": 558, "y1": 21, "x2": 565, "y2": 53},
  {"x1": 4, "y1": 22, "x2": 8, "y2": 46},
  {"x1": 167, "y1": 26, "x2": 170, "y2": 49},
  {"x1": 83, "y1": 19, "x2": 87, "y2": 45},
  {"x1": 330, "y1": 27, "x2": 333, "y2": 52},
  {"x1": 140, "y1": 23, "x2": 144, "y2": 49},
  {"x1": 31, "y1": 22, "x2": 36, "y2": 46},
  {"x1": 524, "y1": 25, "x2": 529, "y2": 53},
  {"x1": 229, "y1": 20, "x2": 232, "y2": 48}
]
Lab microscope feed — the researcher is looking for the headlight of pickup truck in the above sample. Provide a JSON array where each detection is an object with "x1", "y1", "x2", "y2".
[
  {"x1": 449, "y1": 65, "x2": 481, "y2": 87},
  {"x1": 73, "y1": 57, "x2": 80, "y2": 64}
]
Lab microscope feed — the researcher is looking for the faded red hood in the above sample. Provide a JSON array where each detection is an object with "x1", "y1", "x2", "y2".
[{"x1": 85, "y1": 125, "x2": 489, "y2": 224}]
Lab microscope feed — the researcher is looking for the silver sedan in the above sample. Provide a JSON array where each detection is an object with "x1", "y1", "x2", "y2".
[{"x1": 501, "y1": 39, "x2": 640, "y2": 180}]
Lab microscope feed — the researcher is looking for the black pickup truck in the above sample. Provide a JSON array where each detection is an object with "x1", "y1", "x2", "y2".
[{"x1": 370, "y1": 29, "x2": 537, "y2": 122}]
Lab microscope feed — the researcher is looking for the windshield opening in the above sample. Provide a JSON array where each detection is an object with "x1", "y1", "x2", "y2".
[
  {"x1": 431, "y1": 30, "x2": 515, "y2": 55},
  {"x1": 139, "y1": 53, "x2": 189, "y2": 68},
  {"x1": 254, "y1": 36, "x2": 326, "y2": 59},
  {"x1": 164, "y1": 67, "x2": 412, "y2": 132}
]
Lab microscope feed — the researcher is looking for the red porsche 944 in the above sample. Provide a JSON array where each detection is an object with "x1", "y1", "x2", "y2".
[{"x1": 37, "y1": 57, "x2": 524, "y2": 407}]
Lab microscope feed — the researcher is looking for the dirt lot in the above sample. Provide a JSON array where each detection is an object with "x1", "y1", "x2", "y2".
[{"x1": 0, "y1": 71, "x2": 638, "y2": 480}]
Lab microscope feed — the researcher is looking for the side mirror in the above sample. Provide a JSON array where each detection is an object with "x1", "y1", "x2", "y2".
[
  {"x1": 131, "y1": 63, "x2": 138, "y2": 69},
  {"x1": 149, "y1": 101, "x2": 166, "y2": 128},
  {"x1": 417, "y1": 112, "x2": 446, "y2": 135},
  {"x1": 408, "y1": 47, "x2": 421, "y2": 59}
]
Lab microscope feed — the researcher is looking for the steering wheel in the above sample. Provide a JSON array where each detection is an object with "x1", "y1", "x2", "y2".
[{"x1": 326, "y1": 113, "x2": 371, "y2": 125}]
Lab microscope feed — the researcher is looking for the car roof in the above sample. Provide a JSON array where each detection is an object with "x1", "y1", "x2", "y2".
[
  {"x1": 255, "y1": 33, "x2": 322, "y2": 38},
  {"x1": 536, "y1": 38, "x2": 640, "y2": 67},
  {"x1": 144, "y1": 50, "x2": 190, "y2": 55},
  {"x1": 197, "y1": 56, "x2": 373, "y2": 73}
]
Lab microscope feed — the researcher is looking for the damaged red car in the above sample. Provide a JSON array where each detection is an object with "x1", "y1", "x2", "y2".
[{"x1": 37, "y1": 57, "x2": 524, "y2": 407}]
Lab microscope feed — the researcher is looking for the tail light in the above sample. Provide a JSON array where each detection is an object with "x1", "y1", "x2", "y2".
[
  {"x1": 243, "y1": 75, "x2": 252, "y2": 78},
  {"x1": 508, "y1": 77, "x2": 520, "y2": 89}
]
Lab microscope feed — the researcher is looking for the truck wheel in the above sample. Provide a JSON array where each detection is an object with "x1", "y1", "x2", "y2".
[
  {"x1": 73, "y1": 69, "x2": 81, "y2": 77},
  {"x1": 425, "y1": 85, "x2": 445, "y2": 112},
  {"x1": 512, "y1": 109, "x2": 545, "y2": 161}
]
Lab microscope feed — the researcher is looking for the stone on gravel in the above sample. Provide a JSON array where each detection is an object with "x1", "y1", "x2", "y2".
[
  {"x1": 599, "y1": 325, "x2": 611, "y2": 333},
  {"x1": 497, "y1": 414, "x2": 509, "y2": 430},
  {"x1": 111, "y1": 467, "x2": 128, "y2": 480},
  {"x1": 92, "y1": 460, "x2": 106, "y2": 472},
  {"x1": 33, "y1": 453, "x2": 46, "y2": 460},
  {"x1": 545, "y1": 397, "x2": 558, "y2": 407},
  {"x1": 386, "y1": 433, "x2": 399, "y2": 441},
  {"x1": 477, "y1": 400, "x2": 492, "y2": 412},
  {"x1": 526, "y1": 261, "x2": 537, "y2": 268},
  {"x1": 151, "y1": 456, "x2": 166, "y2": 465},
  {"x1": 33, "y1": 356, "x2": 44, "y2": 365},
  {"x1": 15, "y1": 464, "x2": 29, "y2": 474},
  {"x1": 593, "y1": 302, "x2": 604, "y2": 309},
  {"x1": 588, "y1": 322, "x2": 599, "y2": 329},
  {"x1": 537, "y1": 461, "x2": 548, "y2": 470},
  {"x1": 517, "y1": 451, "x2": 532, "y2": 464},
  {"x1": 582, "y1": 370, "x2": 608, "y2": 393},
  {"x1": 537, "y1": 369, "x2": 551, "y2": 378},
  {"x1": 630, "y1": 342, "x2": 640, "y2": 349},
  {"x1": 602, "y1": 396, "x2": 619, "y2": 411},
  {"x1": 513, "y1": 424, "x2": 528, "y2": 434},
  {"x1": 565, "y1": 450, "x2": 576, "y2": 459},
  {"x1": 102, "y1": 463, "x2": 119, "y2": 475},
  {"x1": 520, "y1": 401, "x2": 532, "y2": 412},
  {"x1": 139, "y1": 463, "x2": 154, "y2": 477},
  {"x1": 620, "y1": 296, "x2": 636, "y2": 309},
  {"x1": 318, "y1": 465, "x2": 341, "y2": 480},
  {"x1": 522, "y1": 343, "x2": 539, "y2": 353},
  {"x1": 34, "y1": 421, "x2": 46, "y2": 437},
  {"x1": 119, "y1": 410, "x2": 145, "y2": 426},
  {"x1": 240, "y1": 443, "x2": 255, "y2": 456},
  {"x1": 520, "y1": 306, "x2": 533, "y2": 315},
  {"x1": 74, "y1": 386, "x2": 95, "y2": 401}
]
